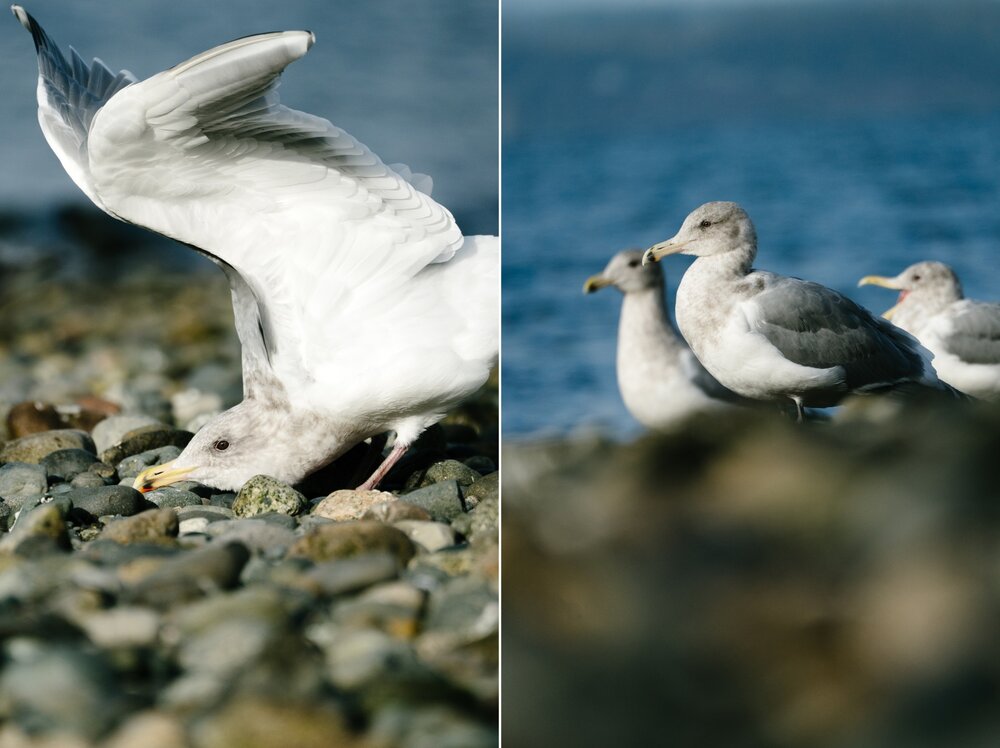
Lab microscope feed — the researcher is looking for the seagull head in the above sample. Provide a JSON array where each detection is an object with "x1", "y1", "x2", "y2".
[
  {"x1": 133, "y1": 400, "x2": 316, "y2": 493},
  {"x1": 583, "y1": 248, "x2": 663, "y2": 295},
  {"x1": 643, "y1": 201, "x2": 756, "y2": 265},
  {"x1": 858, "y1": 260, "x2": 962, "y2": 320}
]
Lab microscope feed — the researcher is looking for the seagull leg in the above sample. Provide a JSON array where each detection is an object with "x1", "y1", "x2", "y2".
[
  {"x1": 791, "y1": 396, "x2": 804, "y2": 423},
  {"x1": 356, "y1": 440, "x2": 409, "y2": 491}
]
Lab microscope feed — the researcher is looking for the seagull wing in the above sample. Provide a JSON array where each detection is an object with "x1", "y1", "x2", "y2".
[
  {"x1": 18, "y1": 9, "x2": 464, "y2": 395},
  {"x1": 748, "y1": 274, "x2": 931, "y2": 389},
  {"x1": 13, "y1": 5, "x2": 137, "y2": 208},
  {"x1": 938, "y1": 301, "x2": 1000, "y2": 365}
]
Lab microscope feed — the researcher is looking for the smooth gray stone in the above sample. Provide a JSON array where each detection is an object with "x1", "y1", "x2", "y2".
[
  {"x1": 92, "y1": 414, "x2": 163, "y2": 454},
  {"x1": 63, "y1": 485, "x2": 144, "y2": 518},
  {"x1": 124, "y1": 542, "x2": 250, "y2": 608},
  {"x1": 204, "y1": 518, "x2": 297, "y2": 555},
  {"x1": 401, "y1": 480, "x2": 465, "y2": 522},
  {"x1": 304, "y1": 552, "x2": 400, "y2": 595},
  {"x1": 0, "y1": 430, "x2": 95, "y2": 464},
  {"x1": 175, "y1": 505, "x2": 234, "y2": 523},
  {"x1": 115, "y1": 446, "x2": 183, "y2": 482},
  {"x1": 100, "y1": 426, "x2": 193, "y2": 466},
  {"x1": 40, "y1": 448, "x2": 99, "y2": 482},
  {"x1": 145, "y1": 486, "x2": 202, "y2": 509}
]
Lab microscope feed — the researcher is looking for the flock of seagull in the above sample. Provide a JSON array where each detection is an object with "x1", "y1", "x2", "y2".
[{"x1": 587, "y1": 201, "x2": 1000, "y2": 428}]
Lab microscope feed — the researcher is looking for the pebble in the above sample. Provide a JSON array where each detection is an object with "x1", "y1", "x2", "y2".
[
  {"x1": 103, "y1": 711, "x2": 189, "y2": 748},
  {"x1": 451, "y1": 494, "x2": 498, "y2": 544},
  {"x1": 363, "y1": 500, "x2": 432, "y2": 523},
  {"x1": 288, "y1": 520, "x2": 416, "y2": 565},
  {"x1": 63, "y1": 485, "x2": 145, "y2": 518},
  {"x1": 100, "y1": 425, "x2": 193, "y2": 465},
  {"x1": 124, "y1": 542, "x2": 250, "y2": 608},
  {"x1": 175, "y1": 505, "x2": 234, "y2": 523},
  {"x1": 115, "y1": 445, "x2": 183, "y2": 482},
  {"x1": 6, "y1": 400, "x2": 62, "y2": 437},
  {"x1": 41, "y1": 447, "x2": 100, "y2": 481},
  {"x1": 232, "y1": 475, "x2": 307, "y2": 518},
  {"x1": 0, "y1": 429, "x2": 95, "y2": 464},
  {"x1": 301, "y1": 552, "x2": 401, "y2": 595},
  {"x1": 463, "y1": 470, "x2": 498, "y2": 510},
  {"x1": 178, "y1": 517, "x2": 210, "y2": 535},
  {"x1": 78, "y1": 606, "x2": 161, "y2": 649},
  {"x1": 406, "y1": 459, "x2": 481, "y2": 490},
  {"x1": 400, "y1": 480, "x2": 466, "y2": 522},
  {"x1": 204, "y1": 518, "x2": 297, "y2": 555},
  {"x1": 192, "y1": 697, "x2": 361, "y2": 748},
  {"x1": 0, "y1": 462, "x2": 48, "y2": 510},
  {"x1": 144, "y1": 485, "x2": 203, "y2": 509},
  {"x1": 92, "y1": 414, "x2": 163, "y2": 454},
  {"x1": 100, "y1": 508, "x2": 179, "y2": 545},
  {"x1": 0, "y1": 502, "x2": 70, "y2": 556},
  {"x1": 312, "y1": 489, "x2": 396, "y2": 521},
  {"x1": 393, "y1": 520, "x2": 458, "y2": 553}
]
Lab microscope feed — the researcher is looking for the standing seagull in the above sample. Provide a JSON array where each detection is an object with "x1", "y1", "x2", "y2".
[
  {"x1": 642, "y1": 202, "x2": 953, "y2": 418},
  {"x1": 859, "y1": 261, "x2": 1000, "y2": 401},
  {"x1": 13, "y1": 6, "x2": 498, "y2": 491},
  {"x1": 583, "y1": 249, "x2": 746, "y2": 429}
]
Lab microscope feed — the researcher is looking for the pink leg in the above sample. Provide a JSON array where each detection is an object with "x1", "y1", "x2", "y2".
[{"x1": 356, "y1": 440, "x2": 409, "y2": 490}]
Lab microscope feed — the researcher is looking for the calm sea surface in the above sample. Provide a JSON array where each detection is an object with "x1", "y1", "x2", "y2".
[{"x1": 502, "y1": 115, "x2": 1000, "y2": 438}]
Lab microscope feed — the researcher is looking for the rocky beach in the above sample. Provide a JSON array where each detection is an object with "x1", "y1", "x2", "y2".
[
  {"x1": 504, "y1": 399, "x2": 1000, "y2": 747},
  {"x1": 0, "y1": 223, "x2": 498, "y2": 747}
]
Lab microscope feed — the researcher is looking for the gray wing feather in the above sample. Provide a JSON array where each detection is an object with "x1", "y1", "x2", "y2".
[
  {"x1": 751, "y1": 276, "x2": 927, "y2": 389},
  {"x1": 943, "y1": 303, "x2": 1000, "y2": 365}
]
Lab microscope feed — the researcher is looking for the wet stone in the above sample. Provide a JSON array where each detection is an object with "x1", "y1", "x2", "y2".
[
  {"x1": 289, "y1": 520, "x2": 416, "y2": 565},
  {"x1": 100, "y1": 508, "x2": 179, "y2": 545},
  {"x1": 101, "y1": 425, "x2": 193, "y2": 466},
  {"x1": 312, "y1": 489, "x2": 396, "y2": 522},
  {"x1": 401, "y1": 480, "x2": 465, "y2": 523},
  {"x1": 64, "y1": 485, "x2": 144, "y2": 518},
  {"x1": 115, "y1": 446, "x2": 183, "y2": 482},
  {"x1": 363, "y1": 499, "x2": 433, "y2": 523},
  {"x1": 233, "y1": 475, "x2": 307, "y2": 518},
  {"x1": 0, "y1": 429, "x2": 95, "y2": 464},
  {"x1": 0, "y1": 462, "x2": 48, "y2": 510},
  {"x1": 41, "y1": 448, "x2": 100, "y2": 482}
]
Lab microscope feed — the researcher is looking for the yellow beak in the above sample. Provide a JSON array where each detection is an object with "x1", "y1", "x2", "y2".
[
  {"x1": 132, "y1": 460, "x2": 194, "y2": 493},
  {"x1": 642, "y1": 238, "x2": 688, "y2": 266},
  {"x1": 857, "y1": 275, "x2": 905, "y2": 320},
  {"x1": 583, "y1": 274, "x2": 612, "y2": 294}
]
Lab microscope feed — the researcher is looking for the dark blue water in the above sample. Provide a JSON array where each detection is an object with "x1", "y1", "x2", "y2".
[
  {"x1": 502, "y1": 115, "x2": 1000, "y2": 438},
  {"x1": 0, "y1": 0, "x2": 497, "y2": 233}
]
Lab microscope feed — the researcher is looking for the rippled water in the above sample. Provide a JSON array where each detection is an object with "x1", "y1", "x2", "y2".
[{"x1": 502, "y1": 114, "x2": 1000, "y2": 437}]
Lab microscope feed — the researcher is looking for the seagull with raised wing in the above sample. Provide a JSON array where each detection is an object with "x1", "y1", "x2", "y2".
[
  {"x1": 859, "y1": 261, "x2": 1000, "y2": 401},
  {"x1": 583, "y1": 248, "x2": 749, "y2": 429},
  {"x1": 642, "y1": 202, "x2": 956, "y2": 418},
  {"x1": 13, "y1": 5, "x2": 498, "y2": 491}
]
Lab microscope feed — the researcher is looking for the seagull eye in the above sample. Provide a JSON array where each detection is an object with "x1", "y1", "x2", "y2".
[
  {"x1": 699, "y1": 220, "x2": 712, "y2": 228},
  {"x1": 913, "y1": 274, "x2": 921, "y2": 281},
  {"x1": 628, "y1": 260, "x2": 640, "y2": 268},
  {"x1": 213, "y1": 439, "x2": 230, "y2": 452}
]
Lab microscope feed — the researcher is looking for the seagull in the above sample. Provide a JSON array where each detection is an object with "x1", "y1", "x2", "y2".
[
  {"x1": 13, "y1": 6, "x2": 498, "y2": 491},
  {"x1": 859, "y1": 261, "x2": 1000, "y2": 401},
  {"x1": 583, "y1": 248, "x2": 747, "y2": 429},
  {"x1": 642, "y1": 202, "x2": 955, "y2": 419}
]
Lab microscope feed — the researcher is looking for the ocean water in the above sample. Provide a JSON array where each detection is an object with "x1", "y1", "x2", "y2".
[
  {"x1": 0, "y1": 0, "x2": 497, "y2": 234},
  {"x1": 502, "y1": 114, "x2": 1000, "y2": 438}
]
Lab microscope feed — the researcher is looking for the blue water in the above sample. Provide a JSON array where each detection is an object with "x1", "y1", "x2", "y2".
[
  {"x1": 502, "y1": 114, "x2": 1000, "y2": 438},
  {"x1": 0, "y1": 0, "x2": 497, "y2": 234}
]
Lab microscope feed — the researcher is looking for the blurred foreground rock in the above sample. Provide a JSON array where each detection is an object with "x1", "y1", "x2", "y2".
[{"x1": 504, "y1": 400, "x2": 1000, "y2": 748}]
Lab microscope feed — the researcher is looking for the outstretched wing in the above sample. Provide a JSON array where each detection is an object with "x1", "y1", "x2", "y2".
[
  {"x1": 748, "y1": 274, "x2": 932, "y2": 390},
  {"x1": 12, "y1": 5, "x2": 136, "y2": 207},
  {"x1": 16, "y1": 9, "x2": 464, "y2": 395}
]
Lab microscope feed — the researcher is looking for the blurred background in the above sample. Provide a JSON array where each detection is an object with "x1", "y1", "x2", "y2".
[
  {"x1": 0, "y1": 0, "x2": 497, "y2": 427},
  {"x1": 502, "y1": 0, "x2": 1000, "y2": 438},
  {"x1": 502, "y1": 1, "x2": 1000, "y2": 746}
]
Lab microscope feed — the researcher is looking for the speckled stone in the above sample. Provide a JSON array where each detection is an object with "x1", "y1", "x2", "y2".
[
  {"x1": 463, "y1": 471, "x2": 498, "y2": 510},
  {"x1": 115, "y1": 446, "x2": 183, "y2": 482},
  {"x1": 288, "y1": 520, "x2": 416, "y2": 565},
  {"x1": 312, "y1": 489, "x2": 396, "y2": 521},
  {"x1": 405, "y1": 459, "x2": 481, "y2": 491},
  {"x1": 232, "y1": 475, "x2": 307, "y2": 518},
  {"x1": 0, "y1": 429, "x2": 96, "y2": 464}
]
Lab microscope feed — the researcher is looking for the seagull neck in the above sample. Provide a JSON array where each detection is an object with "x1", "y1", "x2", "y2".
[
  {"x1": 619, "y1": 287, "x2": 685, "y2": 357},
  {"x1": 689, "y1": 242, "x2": 755, "y2": 283}
]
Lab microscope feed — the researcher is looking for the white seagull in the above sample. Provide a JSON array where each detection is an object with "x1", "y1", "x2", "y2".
[
  {"x1": 642, "y1": 202, "x2": 956, "y2": 418},
  {"x1": 13, "y1": 6, "x2": 498, "y2": 491},
  {"x1": 859, "y1": 261, "x2": 1000, "y2": 401},
  {"x1": 583, "y1": 248, "x2": 747, "y2": 429}
]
